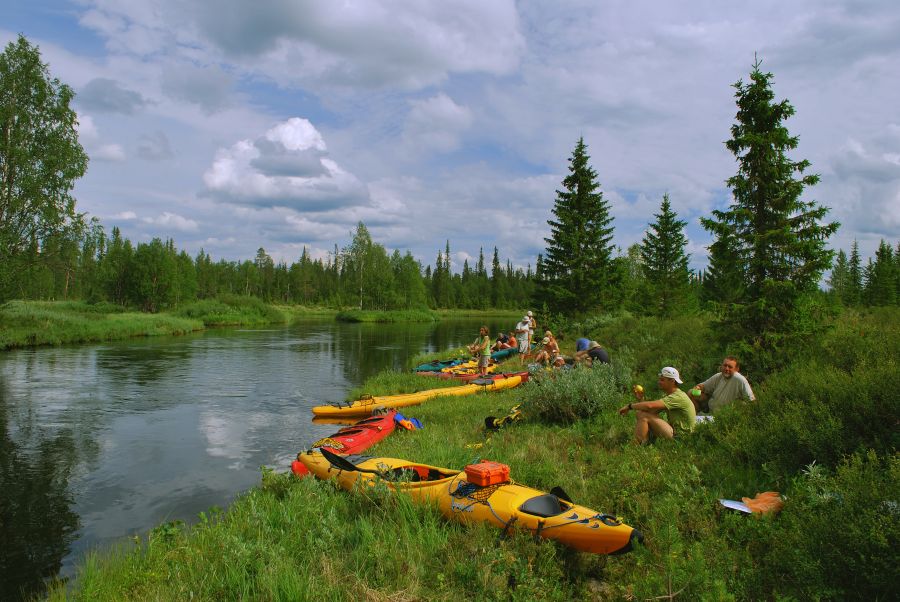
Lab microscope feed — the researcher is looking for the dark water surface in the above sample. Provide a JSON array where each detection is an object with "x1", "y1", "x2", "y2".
[{"x1": 0, "y1": 316, "x2": 513, "y2": 600}]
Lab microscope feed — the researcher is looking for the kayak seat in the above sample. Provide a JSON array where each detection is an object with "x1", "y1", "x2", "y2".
[{"x1": 518, "y1": 494, "x2": 567, "y2": 518}]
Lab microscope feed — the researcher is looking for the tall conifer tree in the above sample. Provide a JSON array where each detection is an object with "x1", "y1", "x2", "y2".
[
  {"x1": 701, "y1": 58, "x2": 838, "y2": 349},
  {"x1": 540, "y1": 137, "x2": 615, "y2": 314},
  {"x1": 640, "y1": 194, "x2": 693, "y2": 316}
]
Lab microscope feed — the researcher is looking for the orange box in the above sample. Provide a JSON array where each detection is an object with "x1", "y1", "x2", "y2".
[{"x1": 464, "y1": 461, "x2": 510, "y2": 486}]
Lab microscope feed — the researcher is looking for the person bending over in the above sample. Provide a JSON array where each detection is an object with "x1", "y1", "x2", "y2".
[
  {"x1": 574, "y1": 340, "x2": 610, "y2": 366},
  {"x1": 618, "y1": 367, "x2": 695, "y2": 444}
]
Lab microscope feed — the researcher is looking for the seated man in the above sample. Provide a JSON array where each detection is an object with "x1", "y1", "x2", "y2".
[
  {"x1": 534, "y1": 336, "x2": 560, "y2": 365},
  {"x1": 618, "y1": 367, "x2": 695, "y2": 444},
  {"x1": 506, "y1": 331, "x2": 518, "y2": 350},
  {"x1": 574, "y1": 340, "x2": 610, "y2": 366},
  {"x1": 490, "y1": 331, "x2": 510, "y2": 352},
  {"x1": 691, "y1": 356, "x2": 755, "y2": 414}
]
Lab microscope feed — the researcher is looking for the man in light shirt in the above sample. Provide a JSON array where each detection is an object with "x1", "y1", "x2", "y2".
[{"x1": 691, "y1": 356, "x2": 755, "y2": 414}]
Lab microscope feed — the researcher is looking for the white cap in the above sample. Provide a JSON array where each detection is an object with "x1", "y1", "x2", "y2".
[
  {"x1": 527, "y1": 310, "x2": 533, "y2": 316},
  {"x1": 659, "y1": 366, "x2": 683, "y2": 384}
]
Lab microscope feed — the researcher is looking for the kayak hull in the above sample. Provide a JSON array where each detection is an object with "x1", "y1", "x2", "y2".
[
  {"x1": 312, "y1": 375, "x2": 523, "y2": 418},
  {"x1": 292, "y1": 410, "x2": 397, "y2": 477},
  {"x1": 299, "y1": 452, "x2": 640, "y2": 555}
]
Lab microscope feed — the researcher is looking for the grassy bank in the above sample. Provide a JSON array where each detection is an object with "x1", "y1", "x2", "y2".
[
  {"x1": 47, "y1": 309, "x2": 899, "y2": 600},
  {"x1": 0, "y1": 301, "x2": 203, "y2": 350},
  {"x1": 335, "y1": 308, "x2": 437, "y2": 322},
  {"x1": 0, "y1": 298, "x2": 337, "y2": 351}
]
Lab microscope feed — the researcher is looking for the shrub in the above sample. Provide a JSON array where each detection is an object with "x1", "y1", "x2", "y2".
[
  {"x1": 708, "y1": 354, "x2": 900, "y2": 475},
  {"x1": 733, "y1": 451, "x2": 900, "y2": 600},
  {"x1": 520, "y1": 362, "x2": 630, "y2": 424}
]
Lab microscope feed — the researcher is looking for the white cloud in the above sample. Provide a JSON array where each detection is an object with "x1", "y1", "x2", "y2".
[
  {"x1": 93, "y1": 143, "x2": 127, "y2": 162},
  {"x1": 141, "y1": 211, "x2": 199, "y2": 232},
  {"x1": 402, "y1": 93, "x2": 473, "y2": 153},
  {"x1": 203, "y1": 117, "x2": 368, "y2": 211}
]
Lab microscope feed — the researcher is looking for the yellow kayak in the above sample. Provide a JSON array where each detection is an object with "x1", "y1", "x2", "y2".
[
  {"x1": 311, "y1": 375, "x2": 523, "y2": 418},
  {"x1": 299, "y1": 450, "x2": 641, "y2": 555},
  {"x1": 439, "y1": 360, "x2": 496, "y2": 375}
]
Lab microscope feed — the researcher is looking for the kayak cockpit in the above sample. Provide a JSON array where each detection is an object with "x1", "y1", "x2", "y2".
[{"x1": 518, "y1": 493, "x2": 571, "y2": 518}]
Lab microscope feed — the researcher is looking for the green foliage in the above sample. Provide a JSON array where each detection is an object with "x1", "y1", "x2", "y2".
[
  {"x1": 705, "y1": 307, "x2": 900, "y2": 475},
  {"x1": 520, "y1": 363, "x2": 630, "y2": 424},
  {"x1": 701, "y1": 58, "x2": 839, "y2": 352},
  {"x1": 335, "y1": 308, "x2": 436, "y2": 323},
  {"x1": 537, "y1": 137, "x2": 616, "y2": 315},
  {"x1": 640, "y1": 193, "x2": 696, "y2": 316},
  {"x1": 0, "y1": 35, "x2": 89, "y2": 301},
  {"x1": 175, "y1": 295, "x2": 287, "y2": 326},
  {"x1": 733, "y1": 452, "x2": 899, "y2": 601},
  {"x1": 0, "y1": 300, "x2": 202, "y2": 349}
]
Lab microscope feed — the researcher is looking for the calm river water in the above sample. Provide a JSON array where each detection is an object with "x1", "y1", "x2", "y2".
[{"x1": 0, "y1": 316, "x2": 514, "y2": 600}]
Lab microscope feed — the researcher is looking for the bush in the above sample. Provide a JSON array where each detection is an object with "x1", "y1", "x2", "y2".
[
  {"x1": 520, "y1": 362, "x2": 631, "y2": 424},
  {"x1": 733, "y1": 451, "x2": 900, "y2": 600},
  {"x1": 175, "y1": 295, "x2": 286, "y2": 326},
  {"x1": 707, "y1": 352, "x2": 900, "y2": 476}
]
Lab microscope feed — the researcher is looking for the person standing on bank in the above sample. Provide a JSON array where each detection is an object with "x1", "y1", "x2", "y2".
[
  {"x1": 527, "y1": 310, "x2": 537, "y2": 350},
  {"x1": 469, "y1": 325, "x2": 492, "y2": 377},
  {"x1": 618, "y1": 367, "x2": 695, "y2": 444},
  {"x1": 515, "y1": 316, "x2": 531, "y2": 354},
  {"x1": 691, "y1": 356, "x2": 755, "y2": 414}
]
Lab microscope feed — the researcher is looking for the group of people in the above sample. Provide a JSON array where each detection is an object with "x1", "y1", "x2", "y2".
[
  {"x1": 469, "y1": 317, "x2": 756, "y2": 448},
  {"x1": 618, "y1": 356, "x2": 756, "y2": 444}
]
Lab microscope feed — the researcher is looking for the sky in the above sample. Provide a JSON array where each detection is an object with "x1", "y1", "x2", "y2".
[{"x1": 4, "y1": 0, "x2": 899, "y2": 273}]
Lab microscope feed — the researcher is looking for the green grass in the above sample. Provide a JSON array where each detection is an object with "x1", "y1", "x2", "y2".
[
  {"x1": 0, "y1": 298, "x2": 340, "y2": 350},
  {"x1": 0, "y1": 300, "x2": 203, "y2": 349},
  {"x1": 335, "y1": 308, "x2": 437, "y2": 322},
  {"x1": 46, "y1": 309, "x2": 900, "y2": 600}
]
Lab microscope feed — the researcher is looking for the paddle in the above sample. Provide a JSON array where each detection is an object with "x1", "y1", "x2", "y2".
[{"x1": 319, "y1": 448, "x2": 383, "y2": 476}]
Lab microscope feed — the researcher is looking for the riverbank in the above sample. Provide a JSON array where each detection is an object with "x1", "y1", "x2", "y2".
[
  {"x1": 0, "y1": 299, "x2": 335, "y2": 350},
  {"x1": 0, "y1": 301, "x2": 522, "y2": 351},
  {"x1": 46, "y1": 309, "x2": 898, "y2": 600}
]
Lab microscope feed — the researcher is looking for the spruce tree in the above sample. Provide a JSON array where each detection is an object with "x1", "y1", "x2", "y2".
[
  {"x1": 701, "y1": 58, "x2": 839, "y2": 349},
  {"x1": 640, "y1": 194, "x2": 693, "y2": 316},
  {"x1": 863, "y1": 240, "x2": 897, "y2": 306},
  {"x1": 540, "y1": 137, "x2": 615, "y2": 314},
  {"x1": 847, "y1": 240, "x2": 863, "y2": 305},
  {"x1": 828, "y1": 249, "x2": 850, "y2": 303}
]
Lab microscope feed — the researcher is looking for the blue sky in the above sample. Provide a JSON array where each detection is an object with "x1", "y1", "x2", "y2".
[{"x1": 4, "y1": 0, "x2": 899, "y2": 272}]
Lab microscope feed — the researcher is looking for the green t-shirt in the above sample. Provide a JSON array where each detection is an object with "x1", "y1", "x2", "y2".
[{"x1": 662, "y1": 389, "x2": 696, "y2": 436}]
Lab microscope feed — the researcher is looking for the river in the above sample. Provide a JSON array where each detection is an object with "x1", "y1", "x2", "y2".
[{"x1": 0, "y1": 316, "x2": 516, "y2": 600}]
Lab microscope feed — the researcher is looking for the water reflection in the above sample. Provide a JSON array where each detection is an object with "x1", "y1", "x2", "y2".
[
  {"x1": 0, "y1": 378, "x2": 80, "y2": 601},
  {"x1": 0, "y1": 316, "x2": 515, "y2": 599}
]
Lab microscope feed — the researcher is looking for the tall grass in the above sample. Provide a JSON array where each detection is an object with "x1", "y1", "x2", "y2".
[
  {"x1": 0, "y1": 300, "x2": 202, "y2": 350},
  {"x1": 335, "y1": 308, "x2": 437, "y2": 322},
  {"x1": 175, "y1": 295, "x2": 289, "y2": 326}
]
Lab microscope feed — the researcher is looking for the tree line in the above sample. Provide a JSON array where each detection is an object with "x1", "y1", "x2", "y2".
[{"x1": 3, "y1": 34, "x2": 894, "y2": 335}]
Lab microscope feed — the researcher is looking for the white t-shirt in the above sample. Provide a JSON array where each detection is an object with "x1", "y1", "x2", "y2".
[{"x1": 702, "y1": 372, "x2": 755, "y2": 413}]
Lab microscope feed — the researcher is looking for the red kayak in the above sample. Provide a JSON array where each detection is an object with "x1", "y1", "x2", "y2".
[
  {"x1": 418, "y1": 370, "x2": 530, "y2": 383},
  {"x1": 291, "y1": 410, "x2": 398, "y2": 477}
]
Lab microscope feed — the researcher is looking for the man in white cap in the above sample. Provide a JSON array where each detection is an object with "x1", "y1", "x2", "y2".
[
  {"x1": 514, "y1": 315, "x2": 531, "y2": 354},
  {"x1": 618, "y1": 366, "x2": 695, "y2": 444}
]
